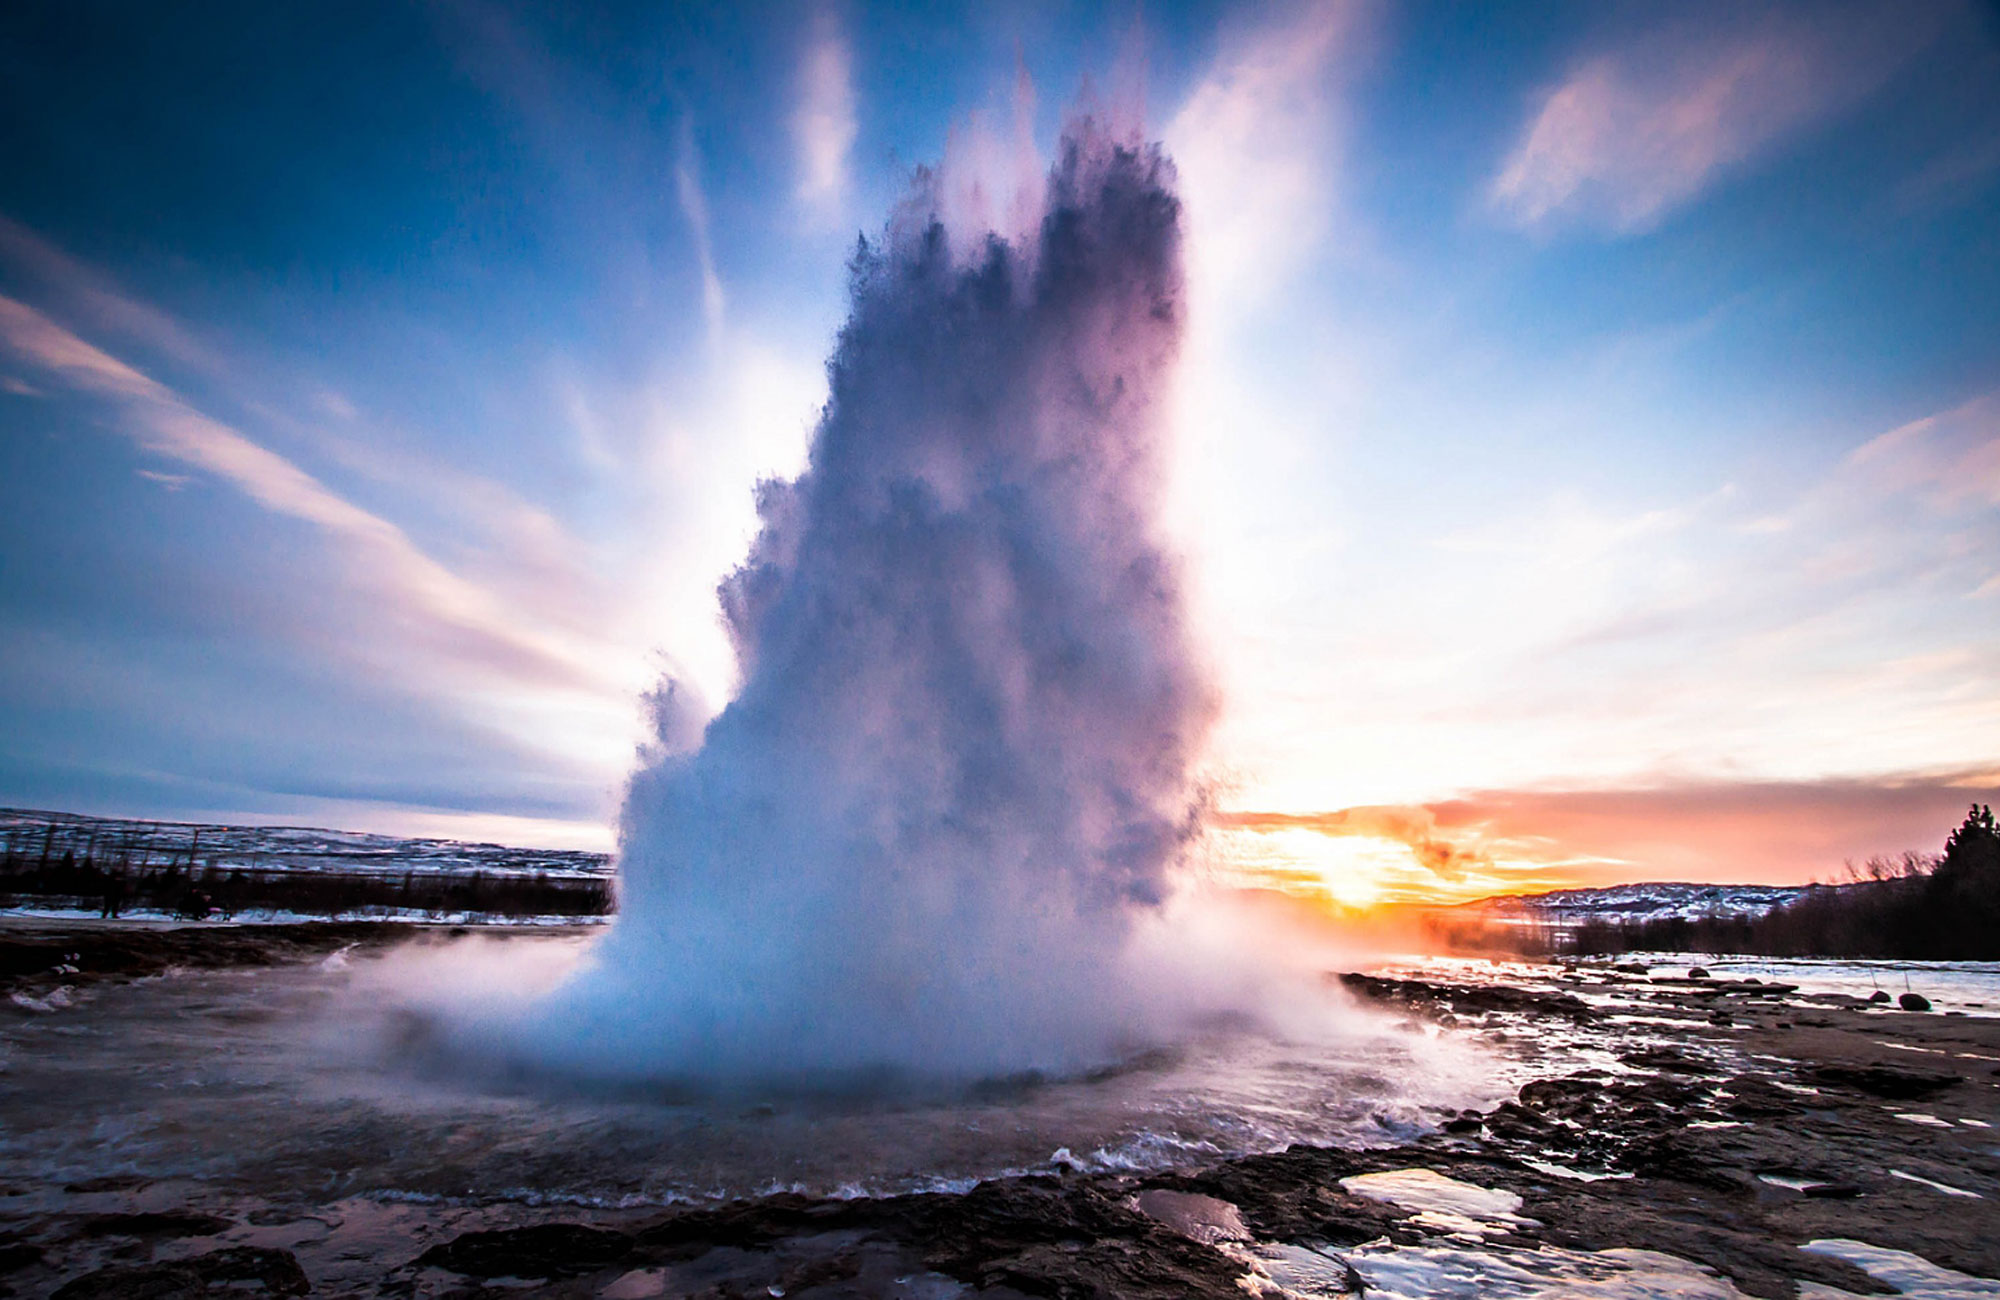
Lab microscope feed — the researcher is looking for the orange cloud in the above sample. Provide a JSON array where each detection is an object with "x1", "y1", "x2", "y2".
[
  {"x1": 1216, "y1": 804, "x2": 1490, "y2": 880},
  {"x1": 1220, "y1": 768, "x2": 2000, "y2": 901}
]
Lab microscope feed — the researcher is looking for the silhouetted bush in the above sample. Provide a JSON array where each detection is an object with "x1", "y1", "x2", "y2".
[{"x1": 1571, "y1": 805, "x2": 1999, "y2": 959}]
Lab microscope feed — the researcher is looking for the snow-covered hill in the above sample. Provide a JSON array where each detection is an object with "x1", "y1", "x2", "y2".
[
  {"x1": 0, "y1": 807, "x2": 611, "y2": 879},
  {"x1": 1469, "y1": 881, "x2": 1813, "y2": 925}
]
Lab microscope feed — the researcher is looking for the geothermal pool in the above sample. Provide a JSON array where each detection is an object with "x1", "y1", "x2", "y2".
[
  {"x1": 0, "y1": 929, "x2": 1511, "y2": 1209},
  {"x1": 9, "y1": 927, "x2": 2000, "y2": 1298}
]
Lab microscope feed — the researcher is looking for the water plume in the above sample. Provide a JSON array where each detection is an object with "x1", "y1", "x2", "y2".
[{"x1": 535, "y1": 112, "x2": 1221, "y2": 1083}]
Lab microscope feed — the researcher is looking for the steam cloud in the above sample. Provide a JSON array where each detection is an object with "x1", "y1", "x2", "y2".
[{"x1": 536, "y1": 115, "x2": 1219, "y2": 1083}]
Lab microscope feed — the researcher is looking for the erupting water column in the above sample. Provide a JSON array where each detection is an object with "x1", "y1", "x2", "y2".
[{"x1": 540, "y1": 116, "x2": 1217, "y2": 1083}]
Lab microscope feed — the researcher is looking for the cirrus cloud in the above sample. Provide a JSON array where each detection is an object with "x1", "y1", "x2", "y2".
[
  {"x1": 791, "y1": 7, "x2": 858, "y2": 214},
  {"x1": 1490, "y1": 3, "x2": 1949, "y2": 234}
]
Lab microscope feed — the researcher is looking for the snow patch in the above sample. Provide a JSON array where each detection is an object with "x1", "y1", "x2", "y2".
[
  {"x1": 1257, "y1": 1240, "x2": 1756, "y2": 1300},
  {"x1": 1798, "y1": 1238, "x2": 2000, "y2": 1298},
  {"x1": 1888, "y1": 1169, "x2": 1983, "y2": 1198},
  {"x1": 1339, "y1": 1169, "x2": 1534, "y2": 1238}
]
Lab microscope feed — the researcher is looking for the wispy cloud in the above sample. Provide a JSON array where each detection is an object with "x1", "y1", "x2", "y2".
[
  {"x1": 1489, "y1": 5, "x2": 1943, "y2": 234},
  {"x1": 1167, "y1": 0, "x2": 1371, "y2": 318},
  {"x1": 1847, "y1": 394, "x2": 2000, "y2": 509},
  {"x1": 0, "y1": 295, "x2": 615, "y2": 696},
  {"x1": 675, "y1": 115, "x2": 727, "y2": 341},
  {"x1": 2, "y1": 215, "x2": 623, "y2": 668},
  {"x1": 0, "y1": 216, "x2": 221, "y2": 374},
  {"x1": 792, "y1": 7, "x2": 857, "y2": 214},
  {"x1": 1220, "y1": 380, "x2": 2000, "y2": 828}
]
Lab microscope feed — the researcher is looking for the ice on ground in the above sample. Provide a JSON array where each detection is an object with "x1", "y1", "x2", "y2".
[
  {"x1": 1338, "y1": 1168, "x2": 1534, "y2": 1237},
  {"x1": 1757, "y1": 1174, "x2": 1822, "y2": 1191},
  {"x1": 8, "y1": 986, "x2": 75, "y2": 1013},
  {"x1": 1254, "y1": 1240, "x2": 1754, "y2": 1299},
  {"x1": 599, "y1": 1268, "x2": 670, "y2": 1298},
  {"x1": 1798, "y1": 1238, "x2": 2000, "y2": 1298},
  {"x1": 1888, "y1": 1169, "x2": 1984, "y2": 1197},
  {"x1": 1519, "y1": 1158, "x2": 1632, "y2": 1182}
]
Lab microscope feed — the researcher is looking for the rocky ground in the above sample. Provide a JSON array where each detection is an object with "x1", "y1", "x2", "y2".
[{"x1": 3, "y1": 923, "x2": 1997, "y2": 1299}]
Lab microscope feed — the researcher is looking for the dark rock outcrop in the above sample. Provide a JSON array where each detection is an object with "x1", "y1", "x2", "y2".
[{"x1": 51, "y1": 1247, "x2": 307, "y2": 1300}]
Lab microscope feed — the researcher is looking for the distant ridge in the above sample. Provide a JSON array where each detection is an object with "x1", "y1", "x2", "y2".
[
  {"x1": 1465, "y1": 881, "x2": 1814, "y2": 926},
  {"x1": 0, "y1": 807, "x2": 611, "y2": 879}
]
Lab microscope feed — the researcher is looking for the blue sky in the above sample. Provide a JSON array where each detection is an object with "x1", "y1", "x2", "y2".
[{"x1": 1, "y1": 1, "x2": 1996, "y2": 893}]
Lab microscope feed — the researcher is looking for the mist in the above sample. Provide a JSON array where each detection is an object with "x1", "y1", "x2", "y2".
[{"x1": 491, "y1": 111, "x2": 1236, "y2": 1084}]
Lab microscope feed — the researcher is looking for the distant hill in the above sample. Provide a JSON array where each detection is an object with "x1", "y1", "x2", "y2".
[
  {"x1": 0, "y1": 807, "x2": 611, "y2": 879},
  {"x1": 1, "y1": 807, "x2": 613, "y2": 921},
  {"x1": 1466, "y1": 882, "x2": 1813, "y2": 927}
]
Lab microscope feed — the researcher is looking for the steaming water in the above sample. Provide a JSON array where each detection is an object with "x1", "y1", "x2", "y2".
[
  {"x1": 0, "y1": 934, "x2": 1503, "y2": 1207},
  {"x1": 523, "y1": 114, "x2": 1223, "y2": 1082},
  {"x1": 1617, "y1": 955, "x2": 2000, "y2": 1017}
]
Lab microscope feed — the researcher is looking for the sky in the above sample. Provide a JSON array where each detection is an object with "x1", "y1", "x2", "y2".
[{"x1": 0, "y1": 0, "x2": 1996, "y2": 904}]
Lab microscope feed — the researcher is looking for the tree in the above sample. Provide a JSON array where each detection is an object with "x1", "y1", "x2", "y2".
[
  {"x1": 1925, "y1": 803, "x2": 1999, "y2": 957},
  {"x1": 1941, "y1": 803, "x2": 1998, "y2": 875}
]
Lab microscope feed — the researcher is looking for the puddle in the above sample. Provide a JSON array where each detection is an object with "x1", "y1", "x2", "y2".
[
  {"x1": 1130, "y1": 1190, "x2": 1249, "y2": 1245},
  {"x1": 1338, "y1": 1169, "x2": 1535, "y2": 1237}
]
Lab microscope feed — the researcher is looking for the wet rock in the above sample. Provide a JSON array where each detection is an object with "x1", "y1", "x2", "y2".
[
  {"x1": 1803, "y1": 1182, "x2": 1863, "y2": 1198},
  {"x1": 2, "y1": 924, "x2": 408, "y2": 998},
  {"x1": 51, "y1": 1246, "x2": 308, "y2": 1299},
  {"x1": 773, "y1": 1250, "x2": 865, "y2": 1293},
  {"x1": 1615, "y1": 963, "x2": 1650, "y2": 974},
  {"x1": 1621, "y1": 1048, "x2": 1718, "y2": 1075},
  {"x1": 1688, "y1": 967, "x2": 1711, "y2": 979},
  {"x1": 1719, "y1": 1078, "x2": 1803, "y2": 1118},
  {"x1": 1443, "y1": 1114, "x2": 1483, "y2": 1133},
  {"x1": 1899, "y1": 992, "x2": 1932, "y2": 1012},
  {"x1": 244, "y1": 1210, "x2": 309, "y2": 1228},
  {"x1": 81, "y1": 1212, "x2": 232, "y2": 1239},
  {"x1": 1484, "y1": 1101, "x2": 1554, "y2": 1138},
  {"x1": 416, "y1": 1223, "x2": 633, "y2": 1278},
  {"x1": 1615, "y1": 1131, "x2": 1744, "y2": 1190},
  {"x1": 1334, "y1": 973, "x2": 1596, "y2": 1021},
  {"x1": 61, "y1": 1177, "x2": 149, "y2": 1195},
  {"x1": 606, "y1": 1178, "x2": 1258, "y2": 1299},
  {"x1": 0, "y1": 1243, "x2": 42, "y2": 1275},
  {"x1": 1141, "y1": 1149, "x2": 1398, "y2": 1248},
  {"x1": 1870, "y1": 990, "x2": 1892, "y2": 1003},
  {"x1": 1809, "y1": 1064, "x2": 1960, "y2": 1100},
  {"x1": 909, "y1": 1176, "x2": 1246, "y2": 1295}
]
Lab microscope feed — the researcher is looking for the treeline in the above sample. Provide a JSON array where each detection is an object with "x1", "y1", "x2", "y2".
[
  {"x1": 1571, "y1": 805, "x2": 2000, "y2": 960},
  {"x1": 0, "y1": 822, "x2": 611, "y2": 921}
]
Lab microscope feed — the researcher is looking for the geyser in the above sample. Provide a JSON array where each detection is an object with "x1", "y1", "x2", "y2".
[{"x1": 540, "y1": 114, "x2": 1218, "y2": 1082}]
